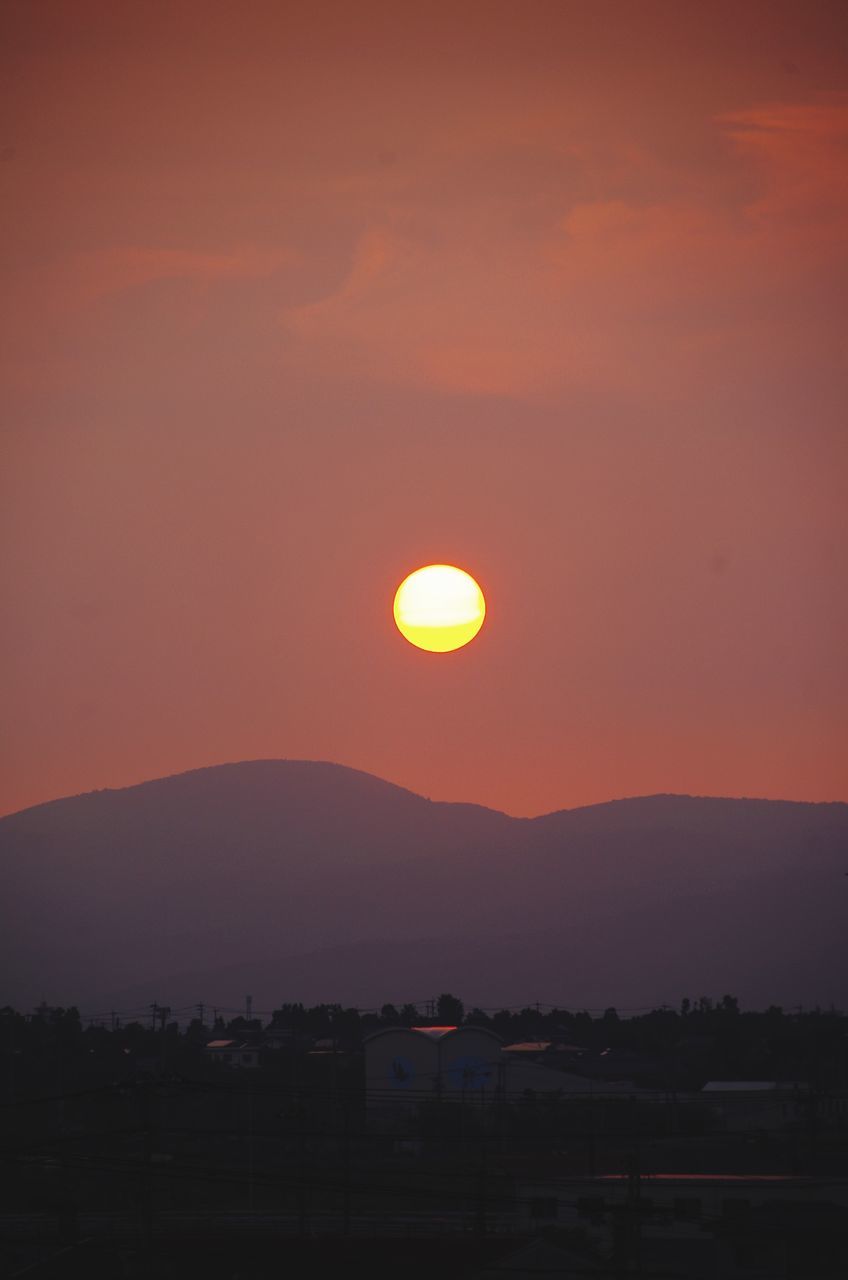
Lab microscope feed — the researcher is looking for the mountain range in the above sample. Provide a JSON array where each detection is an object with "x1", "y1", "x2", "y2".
[{"x1": 2, "y1": 760, "x2": 846, "y2": 1015}]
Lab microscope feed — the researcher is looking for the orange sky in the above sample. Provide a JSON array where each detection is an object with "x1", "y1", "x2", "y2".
[{"x1": 2, "y1": 0, "x2": 847, "y2": 818}]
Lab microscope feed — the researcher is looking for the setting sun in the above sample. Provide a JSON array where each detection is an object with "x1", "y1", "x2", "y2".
[{"x1": 393, "y1": 564, "x2": 486, "y2": 653}]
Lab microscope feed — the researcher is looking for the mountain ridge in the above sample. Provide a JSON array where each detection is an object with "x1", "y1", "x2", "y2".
[
  {"x1": 5, "y1": 757, "x2": 842, "y2": 823},
  {"x1": 2, "y1": 760, "x2": 846, "y2": 1012}
]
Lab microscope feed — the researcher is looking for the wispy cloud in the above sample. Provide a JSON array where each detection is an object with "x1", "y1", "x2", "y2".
[
  {"x1": 51, "y1": 244, "x2": 297, "y2": 311},
  {"x1": 274, "y1": 95, "x2": 848, "y2": 403}
]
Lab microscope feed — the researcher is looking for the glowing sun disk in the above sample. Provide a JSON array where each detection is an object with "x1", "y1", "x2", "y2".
[{"x1": 393, "y1": 564, "x2": 486, "y2": 653}]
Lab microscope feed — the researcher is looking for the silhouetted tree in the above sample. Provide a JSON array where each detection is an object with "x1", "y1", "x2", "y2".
[
  {"x1": 185, "y1": 1017, "x2": 207, "y2": 1043},
  {"x1": 226, "y1": 1015, "x2": 261, "y2": 1036},
  {"x1": 269, "y1": 1003, "x2": 307, "y2": 1031},
  {"x1": 437, "y1": 992, "x2": 464, "y2": 1024}
]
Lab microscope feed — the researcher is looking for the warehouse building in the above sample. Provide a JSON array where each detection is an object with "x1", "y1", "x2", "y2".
[{"x1": 364, "y1": 1025, "x2": 503, "y2": 1106}]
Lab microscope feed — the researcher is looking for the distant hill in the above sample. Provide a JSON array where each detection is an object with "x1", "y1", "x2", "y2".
[{"x1": 1, "y1": 760, "x2": 846, "y2": 1013}]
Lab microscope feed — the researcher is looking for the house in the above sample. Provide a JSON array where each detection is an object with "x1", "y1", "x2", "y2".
[{"x1": 204, "y1": 1038, "x2": 260, "y2": 1068}]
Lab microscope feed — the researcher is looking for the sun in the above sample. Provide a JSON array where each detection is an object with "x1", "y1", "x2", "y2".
[{"x1": 393, "y1": 564, "x2": 486, "y2": 653}]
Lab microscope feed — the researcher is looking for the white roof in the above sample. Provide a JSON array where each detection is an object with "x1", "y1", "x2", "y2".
[
  {"x1": 364, "y1": 1025, "x2": 502, "y2": 1045},
  {"x1": 702, "y1": 1081, "x2": 779, "y2": 1092}
]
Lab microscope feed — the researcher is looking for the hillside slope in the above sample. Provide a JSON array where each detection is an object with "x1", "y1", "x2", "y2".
[{"x1": 2, "y1": 761, "x2": 845, "y2": 1010}]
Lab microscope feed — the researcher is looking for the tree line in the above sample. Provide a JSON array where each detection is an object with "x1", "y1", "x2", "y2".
[{"x1": 3, "y1": 994, "x2": 846, "y2": 1092}]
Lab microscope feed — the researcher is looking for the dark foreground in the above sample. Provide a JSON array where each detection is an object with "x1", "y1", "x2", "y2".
[{"x1": 4, "y1": 1001, "x2": 848, "y2": 1277}]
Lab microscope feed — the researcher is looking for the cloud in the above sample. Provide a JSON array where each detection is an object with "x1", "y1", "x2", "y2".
[
  {"x1": 0, "y1": 243, "x2": 297, "y2": 395},
  {"x1": 720, "y1": 95, "x2": 848, "y2": 233},
  {"x1": 286, "y1": 229, "x2": 409, "y2": 335},
  {"x1": 276, "y1": 95, "x2": 848, "y2": 404},
  {"x1": 51, "y1": 244, "x2": 297, "y2": 311}
]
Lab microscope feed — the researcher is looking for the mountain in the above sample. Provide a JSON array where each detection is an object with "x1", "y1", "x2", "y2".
[{"x1": 1, "y1": 760, "x2": 846, "y2": 1014}]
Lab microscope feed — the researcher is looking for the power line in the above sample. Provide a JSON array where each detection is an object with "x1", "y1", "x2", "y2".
[{"x1": 30, "y1": 998, "x2": 758, "y2": 1023}]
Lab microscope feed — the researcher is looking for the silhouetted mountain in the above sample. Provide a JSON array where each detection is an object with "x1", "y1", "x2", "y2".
[{"x1": 2, "y1": 761, "x2": 846, "y2": 1012}]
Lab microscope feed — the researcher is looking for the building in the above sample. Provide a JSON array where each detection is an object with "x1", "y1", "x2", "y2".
[
  {"x1": 702, "y1": 1080, "x2": 848, "y2": 1132},
  {"x1": 204, "y1": 1038, "x2": 260, "y2": 1068},
  {"x1": 505, "y1": 1171, "x2": 848, "y2": 1277},
  {"x1": 702, "y1": 1081, "x2": 807, "y2": 1131},
  {"x1": 366, "y1": 1025, "x2": 654, "y2": 1109},
  {"x1": 365, "y1": 1025, "x2": 503, "y2": 1106}
]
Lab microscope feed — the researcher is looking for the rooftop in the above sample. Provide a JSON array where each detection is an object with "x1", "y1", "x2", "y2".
[{"x1": 703, "y1": 1080, "x2": 785, "y2": 1092}]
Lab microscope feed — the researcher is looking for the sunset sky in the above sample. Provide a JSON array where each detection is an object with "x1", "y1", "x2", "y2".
[{"x1": 2, "y1": 0, "x2": 846, "y2": 818}]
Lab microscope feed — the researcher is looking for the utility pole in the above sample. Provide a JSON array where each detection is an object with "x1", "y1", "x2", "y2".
[
  {"x1": 297, "y1": 1123, "x2": 308, "y2": 1236},
  {"x1": 623, "y1": 1100, "x2": 643, "y2": 1276},
  {"x1": 137, "y1": 1083, "x2": 155, "y2": 1269},
  {"x1": 247, "y1": 1079, "x2": 255, "y2": 1214},
  {"x1": 196, "y1": 1002, "x2": 205, "y2": 1027},
  {"x1": 475, "y1": 1141, "x2": 487, "y2": 1237},
  {"x1": 246, "y1": 994, "x2": 253, "y2": 1022},
  {"x1": 158, "y1": 1006, "x2": 171, "y2": 1075},
  {"x1": 149, "y1": 1003, "x2": 159, "y2": 1031},
  {"x1": 7, "y1": 1014, "x2": 16, "y2": 1107},
  {"x1": 342, "y1": 1100, "x2": 352, "y2": 1235}
]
